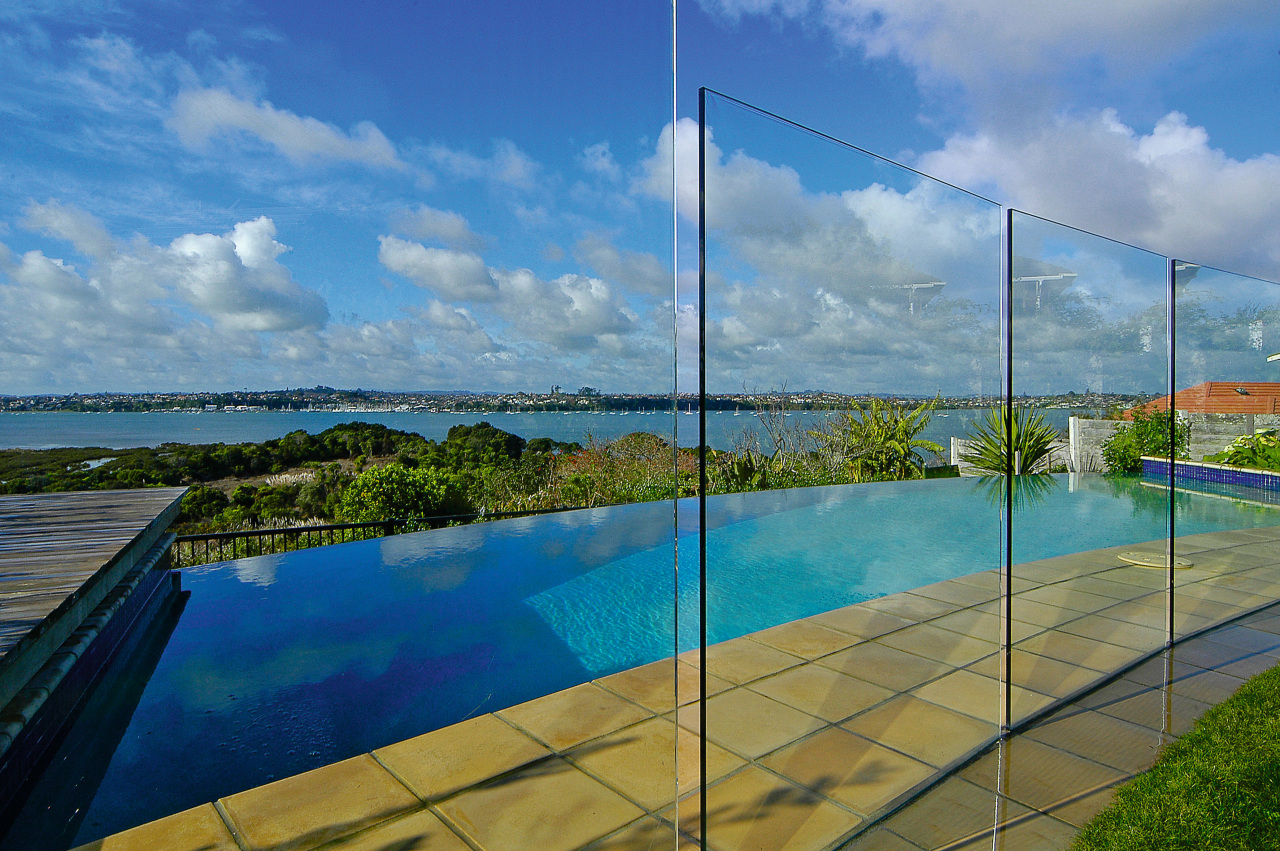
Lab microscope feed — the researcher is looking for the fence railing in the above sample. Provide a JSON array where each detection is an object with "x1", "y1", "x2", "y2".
[{"x1": 169, "y1": 505, "x2": 586, "y2": 568}]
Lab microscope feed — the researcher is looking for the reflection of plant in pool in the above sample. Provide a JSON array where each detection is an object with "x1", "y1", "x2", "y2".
[
  {"x1": 1206, "y1": 430, "x2": 1280, "y2": 472},
  {"x1": 974, "y1": 473, "x2": 1059, "y2": 512},
  {"x1": 1100, "y1": 408, "x2": 1189, "y2": 473},
  {"x1": 960, "y1": 407, "x2": 1058, "y2": 475},
  {"x1": 809, "y1": 397, "x2": 944, "y2": 482}
]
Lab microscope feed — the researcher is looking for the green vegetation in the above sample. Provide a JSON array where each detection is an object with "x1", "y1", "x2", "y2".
[
  {"x1": 960, "y1": 406, "x2": 1059, "y2": 475},
  {"x1": 3, "y1": 398, "x2": 958, "y2": 540},
  {"x1": 706, "y1": 396, "x2": 947, "y2": 492},
  {"x1": 809, "y1": 397, "x2": 944, "y2": 482},
  {"x1": 1070, "y1": 662, "x2": 1280, "y2": 851},
  {"x1": 1101, "y1": 408, "x2": 1190, "y2": 473},
  {"x1": 1206, "y1": 430, "x2": 1280, "y2": 472},
  {"x1": 338, "y1": 465, "x2": 470, "y2": 529},
  {"x1": 0, "y1": 420, "x2": 697, "y2": 534}
]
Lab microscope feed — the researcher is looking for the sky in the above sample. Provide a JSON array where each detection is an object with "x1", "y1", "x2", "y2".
[{"x1": 2, "y1": 1, "x2": 1280, "y2": 395}]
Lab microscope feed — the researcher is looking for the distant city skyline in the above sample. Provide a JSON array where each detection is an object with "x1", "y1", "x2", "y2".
[{"x1": 3, "y1": 1, "x2": 1280, "y2": 395}]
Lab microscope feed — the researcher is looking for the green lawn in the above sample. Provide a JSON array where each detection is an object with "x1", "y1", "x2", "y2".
[{"x1": 1070, "y1": 661, "x2": 1280, "y2": 850}]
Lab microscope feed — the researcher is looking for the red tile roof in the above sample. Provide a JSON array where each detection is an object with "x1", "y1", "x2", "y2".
[{"x1": 1138, "y1": 381, "x2": 1280, "y2": 416}]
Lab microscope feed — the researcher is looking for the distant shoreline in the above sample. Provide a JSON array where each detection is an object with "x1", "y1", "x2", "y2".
[{"x1": 0, "y1": 388, "x2": 1149, "y2": 415}]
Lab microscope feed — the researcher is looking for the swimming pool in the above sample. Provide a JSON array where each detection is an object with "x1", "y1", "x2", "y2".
[{"x1": 6, "y1": 474, "x2": 1278, "y2": 848}]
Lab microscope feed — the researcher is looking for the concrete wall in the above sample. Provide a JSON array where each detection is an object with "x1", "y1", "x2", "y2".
[
  {"x1": 1182, "y1": 413, "x2": 1280, "y2": 461},
  {"x1": 1069, "y1": 417, "x2": 1120, "y2": 473}
]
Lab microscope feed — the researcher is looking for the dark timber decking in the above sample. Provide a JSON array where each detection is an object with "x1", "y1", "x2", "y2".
[{"x1": 0, "y1": 488, "x2": 186, "y2": 710}]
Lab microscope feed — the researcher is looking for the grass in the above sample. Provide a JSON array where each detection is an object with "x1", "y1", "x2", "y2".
[{"x1": 1070, "y1": 662, "x2": 1280, "y2": 850}]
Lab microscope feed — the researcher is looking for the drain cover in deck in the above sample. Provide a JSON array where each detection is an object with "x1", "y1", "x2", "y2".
[{"x1": 1118, "y1": 551, "x2": 1194, "y2": 569}]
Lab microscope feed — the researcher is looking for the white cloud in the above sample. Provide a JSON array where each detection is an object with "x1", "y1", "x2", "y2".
[
  {"x1": 377, "y1": 236, "x2": 499, "y2": 301},
  {"x1": 636, "y1": 118, "x2": 699, "y2": 221},
  {"x1": 573, "y1": 233, "x2": 670, "y2": 297},
  {"x1": 921, "y1": 110, "x2": 1280, "y2": 279},
  {"x1": 388, "y1": 205, "x2": 484, "y2": 251},
  {"x1": 168, "y1": 87, "x2": 406, "y2": 169},
  {"x1": 22, "y1": 199, "x2": 115, "y2": 258},
  {"x1": 167, "y1": 216, "x2": 329, "y2": 332},
  {"x1": 579, "y1": 141, "x2": 621, "y2": 181},
  {"x1": 427, "y1": 138, "x2": 540, "y2": 190},
  {"x1": 704, "y1": 1, "x2": 1278, "y2": 110}
]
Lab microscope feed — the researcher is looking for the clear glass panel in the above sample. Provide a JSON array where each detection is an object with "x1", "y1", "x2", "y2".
[
  {"x1": 694, "y1": 90, "x2": 1002, "y2": 847},
  {"x1": 0, "y1": 3, "x2": 677, "y2": 849},
  {"x1": 1007, "y1": 212, "x2": 1170, "y2": 722},
  {"x1": 1172, "y1": 263, "x2": 1280, "y2": 642}
]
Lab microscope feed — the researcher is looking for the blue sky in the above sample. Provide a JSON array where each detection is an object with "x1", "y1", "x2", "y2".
[{"x1": 2, "y1": 1, "x2": 1279, "y2": 394}]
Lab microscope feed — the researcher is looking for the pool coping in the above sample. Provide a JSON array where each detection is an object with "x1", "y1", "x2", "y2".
[{"x1": 73, "y1": 523, "x2": 1280, "y2": 851}]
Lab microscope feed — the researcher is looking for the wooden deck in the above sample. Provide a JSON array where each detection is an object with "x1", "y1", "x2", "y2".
[{"x1": 0, "y1": 488, "x2": 186, "y2": 710}]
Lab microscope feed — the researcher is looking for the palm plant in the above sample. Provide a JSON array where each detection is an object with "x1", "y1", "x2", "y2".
[
  {"x1": 959, "y1": 406, "x2": 1058, "y2": 475},
  {"x1": 810, "y1": 397, "x2": 944, "y2": 482}
]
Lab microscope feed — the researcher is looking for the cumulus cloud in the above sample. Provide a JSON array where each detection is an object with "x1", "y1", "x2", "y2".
[
  {"x1": 388, "y1": 205, "x2": 484, "y2": 251},
  {"x1": 492, "y1": 268, "x2": 639, "y2": 352},
  {"x1": 0, "y1": 208, "x2": 333, "y2": 393},
  {"x1": 642, "y1": 118, "x2": 1001, "y2": 393},
  {"x1": 573, "y1": 233, "x2": 670, "y2": 297},
  {"x1": 377, "y1": 236, "x2": 499, "y2": 301},
  {"x1": 167, "y1": 216, "x2": 329, "y2": 332},
  {"x1": 921, "y1": 110, "x2": 1280, "y2": 279},
  {"x1": 168, "y1": 87, "x2": 406, "y2": 169}
]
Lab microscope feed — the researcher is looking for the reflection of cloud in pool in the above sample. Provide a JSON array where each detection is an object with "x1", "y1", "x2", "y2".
[
  {"x1": 173, "y1": 630, "x2": 405, "y2": 705},
  {"x1": 233, "y1": 554, "x2": 282, "y2": 587},
  {"x1": 378, "y1": 529, "x2": 485, "y2": 592}
]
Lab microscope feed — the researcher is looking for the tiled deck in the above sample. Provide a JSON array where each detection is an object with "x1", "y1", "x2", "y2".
[{"x1": 75, "y1": 525, "x2": 1280, "y2": 851}]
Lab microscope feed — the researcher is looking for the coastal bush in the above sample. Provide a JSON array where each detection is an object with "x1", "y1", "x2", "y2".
[{"x1": 1100, "y1": 408, "x2": 1189, "y2": 473}]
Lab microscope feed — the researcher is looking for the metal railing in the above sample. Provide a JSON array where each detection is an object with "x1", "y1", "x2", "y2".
[{"x1": 170, "y1": 505, "x2": 586, "y2": 567}]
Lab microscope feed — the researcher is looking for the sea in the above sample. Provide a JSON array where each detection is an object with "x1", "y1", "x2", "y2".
[{"x1": 0, "y1": 408, "x2": 1093, "y2": 453}]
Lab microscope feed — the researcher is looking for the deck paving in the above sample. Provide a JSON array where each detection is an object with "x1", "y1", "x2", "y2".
[{"x1": 74, "y1": 523, "x2": 1280, "y2": 851}]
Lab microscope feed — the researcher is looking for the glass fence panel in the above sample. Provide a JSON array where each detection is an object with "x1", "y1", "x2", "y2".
[
  {"x1": 696, "y1": 89, "x2": 1002, "y2": 848},
  {"x1": 0, "y1": 5, "x2": 678, "y2": 850},
  {"x1": 1007, "y1": 212, "x2": 1171, "y2": 725},
  {"x1": 1172, "y1": 263, "x2": 1280, "y2": 644}
]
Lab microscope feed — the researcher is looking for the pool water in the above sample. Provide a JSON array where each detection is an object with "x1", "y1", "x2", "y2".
[{"x1": 6, "y1": 474, "x2": 1277, "y2": 848}]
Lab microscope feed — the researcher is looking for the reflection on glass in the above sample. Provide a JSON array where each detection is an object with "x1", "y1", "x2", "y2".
[
  {"x1": 1007, "y1": 212, "x2": 1171, "y2": 725},
  {"x1": 698, "y1": 89, "x2": 1001, "y2": 848},
  {"x1": 1172, "y1": 263, "x2": 1280, "y2": 641}
]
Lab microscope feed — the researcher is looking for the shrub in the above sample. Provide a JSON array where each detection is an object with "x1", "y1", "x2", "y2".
[
  {"x1": 960, "y1": 407, "x2": 1058, "y2": 475},
  {"x1": 338, "y1": 464, "x2": 471, "y2": 523},
  {"x1": 1101, "y1": 408, "x2": 1189, "y2": 473},
  {"x1": 1206, "y1": 430, "x2": 1280, "y2": 472}
]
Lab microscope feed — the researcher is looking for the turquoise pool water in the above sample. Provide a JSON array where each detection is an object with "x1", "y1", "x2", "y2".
[{"x1": 4, "y1": 474, "x2": 1277, "y2": 849}]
